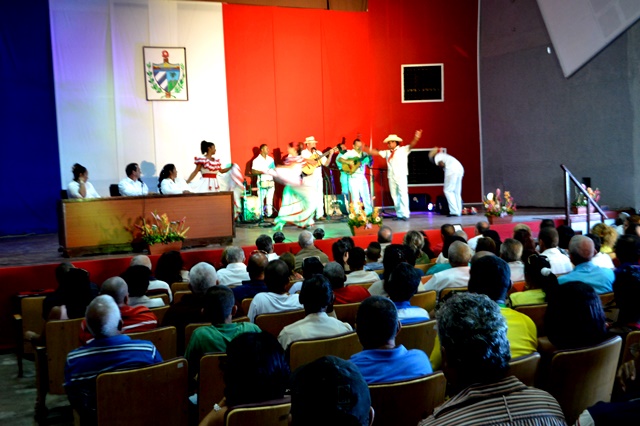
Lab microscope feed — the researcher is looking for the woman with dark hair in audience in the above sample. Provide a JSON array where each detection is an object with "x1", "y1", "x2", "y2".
[
  {"x1": 366, "y1": 244, "x2": 413, "y2": 297},
  {"x1": 513, "y1": 228, "x2": 538, "y2": 260},
  {"x1": 280, "y1": 252, "x2": 303, "y2": 292},
  {"x1": 509, "y1": 254, "x2": 559, "y2": 307},
  {"x1": 200, "y1": 332, "x2": 290, "y2": 426},
  {"x1": 67, "y1": 163, "x2": 101, "y2": 199},
  {"x1": 418, "y1": 231, "x2": 436, "y2": 259},
  {"x1": 158, "y1": 163, "x2": 191, "y2": 195},
  {"x1": 332, "y1": 240, "x2": 350, "y2": 272},
  {"x1": 610, "y1": 264, "x2": 640, "y2": 336},
  {"x1": 482, "y1": 229, "x2": 502, "y2": 253},
  {"x1": 403, "y1": 230, "x2": 430, "y2": 264},
  {"x1": 556, "y1": 225, "x2": 575, "y2": 254},
  {"x1": 155, "y1": 250, "x2": 185, "y2": 284}
]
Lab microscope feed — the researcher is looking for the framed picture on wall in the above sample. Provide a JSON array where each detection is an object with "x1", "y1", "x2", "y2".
[
  {"x1": 401, "y1": 63, "x2": 443, "y2": 103},
  {"x1": 143, "y1": 46, "x2": 188, "y2": 101}
]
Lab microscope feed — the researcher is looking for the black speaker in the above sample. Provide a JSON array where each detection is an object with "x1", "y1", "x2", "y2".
[
  {"x1": 409, "y1": 193, "x2": 432, "y2": 212},
  {"x1": 435, "y1": 195, "x2": 449, "y2": 215}
]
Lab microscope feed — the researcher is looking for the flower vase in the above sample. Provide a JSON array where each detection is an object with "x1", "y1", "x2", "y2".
[
  {"x1": 571, "y1": 206, "x2": 595, "y2": 214},
  {"x1": 350, "y1": 226, "x2": 379, "y2": 237},
  {"x1": 148, "y1": 241, "x2": 183, "y2": 256},
  {"x1": 486, "y1": 215, "x2": 513, "y2": 225}
]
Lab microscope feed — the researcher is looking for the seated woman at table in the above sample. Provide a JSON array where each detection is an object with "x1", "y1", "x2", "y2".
[
  {"x1": 68, "y1": 163, "x2": 100, "y2": 199},
  {"x1": 158, "y1": 163, "x2": 191, "y2": 195}
]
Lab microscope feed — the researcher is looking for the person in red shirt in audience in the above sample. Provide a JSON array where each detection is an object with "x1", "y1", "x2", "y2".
[
  {"x1": 324, "y1": 262, "x2": 370, "y2": 304},
  {"x1": 79, "y1": 276, "x2": 157, "y2": 344}
]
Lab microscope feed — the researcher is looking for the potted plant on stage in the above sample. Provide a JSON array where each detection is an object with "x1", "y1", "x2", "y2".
[
  {"x1": 483, "y1": 188, "x2": 516, "y2": 224},
  {"x1": 138, "y1": 211, "x2": 189, "y2": 255},
  {"x1": 571, "y1": 185, "x2": 600, "y2": 214},
  {"x1": 347, "y1": 202, "x2": 383, "y2": 237}
]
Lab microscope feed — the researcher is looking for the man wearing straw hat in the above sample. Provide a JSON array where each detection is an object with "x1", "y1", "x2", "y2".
[
  {"x1": 366, "y1": 130, "x2": 422, "y2": 221},
  {"x1": 301, "y1": 136, "x2": 336, "y2": 221}
]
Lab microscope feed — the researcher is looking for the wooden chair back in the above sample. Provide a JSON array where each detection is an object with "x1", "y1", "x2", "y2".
[
  {"x1": 199, "y1": 353, "x2": 227, "y2": 422},
  {"x1": 621, "y1": 330, "x2": 640, "y2": 364},
  {"x1": 514, "y1": 304, "x2": 547, "y2": 336},
  {"x1": 598, "y1": 292, "x2": 615, "y2": 307},
  {"x1": 507, "y1": 352, "x2": 541, "y2": 386},
  {"x1": 333, "y1": 303, "x2": 360, "y2": 328},
  {"x1": 45, "y1": 317, "x2": 84, "y2": 394},
  {"x1": 373, "y1": 269, "x2": 383, "y2": 276},
  {"x1": 439, "y1": 287, "x2": 467, "y2": 301},
  {"x1": 289, "y1": 332, "x2": 361, "y2": 371},
  {"x1": 255, "y1": 310, "x2": 306, "y2": 338},
  {"x1": 369, "y1": 372, "x2": 447, "y2": 426},
  {"x1": 173, "y1": 290, "x2": 191, "y2": 305},
  {"x1": 547, "y1": 336, "x2": 622, "y2": 424},
  {"x1": 127, "y1": 326, "x2": 177, "y2": 361},
  {"x1": 225, "y1": 398, "x2": 291, "y2": 426},
  {"x1": 171, "y1": 282, "x2": 190, "y2": 295},
  {"x1": 185, "y1": 322, "x2": 211, "y2": 350},
  {"x1": 96, "y1": 358, "x2": 189, "y2": 425},
  {"x1": 410, "y1": 291, "x2": 436, "y2": 312},
  {"x1": 414, "y1": 263, "x2": 430, "y2": 273},
  {"x1": 149, "y1": 305, "x2": 170, "y2": 324},
  {"x1": 149, "y1": 293, "x2": 170, "y2": 306},
  {"x1": 233, "y1": 316, "x2": 249, "y2": 323},
  {"x1": 241, "y1": 298, "x2": 253, "y2": 315},
  {"x1": 20, "y1": 296, "x2": 46, "y2": 355},
  {"x1": 349, "y1": 282, "x2": 373, "y2": 290},
  {"x1": 395, "y1": 320, "x2": 437, "y2": 356}
]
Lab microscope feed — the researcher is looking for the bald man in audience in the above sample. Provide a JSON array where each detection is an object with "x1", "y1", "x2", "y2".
[
  {"x1": 418, "y1": 241, "x2": 471, "y2": 296},
  {"x1": 558, "y1": 235, "x2": 614, "y2": 294},
  {"x1": 295, "y1": 231, "x2": 330, "y2": 271},
  {"x1": 377, "y1": 225, "x2": 393, "y2": 256},
  {"x1": 65, "y1": 295, "x2": 162, "y2": 424},
  {"x1": 500, "y1": 238, "x2": 525, "y2": 282},
  {"x1": 130, "y1": 255, "x2": 172, "y2": 302},
  {"x1": 79, "y1": 277, "x2": 157, "y2": 344}
]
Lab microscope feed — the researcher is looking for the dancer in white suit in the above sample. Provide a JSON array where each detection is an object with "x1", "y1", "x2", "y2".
[{"x1": 429, "y1": 147, "x2": 464, "y2": 217}]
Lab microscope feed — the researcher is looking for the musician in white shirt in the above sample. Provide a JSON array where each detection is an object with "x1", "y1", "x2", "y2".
[
  {"x1": 301, "y1": 136, "x2": 336, "y2": 221},
  {"x1": 337, "y1": 138, "x2": 373, "y2": 215},
  {"x1": 251, "y1": 144, "x2": 276, "y2": 217}
]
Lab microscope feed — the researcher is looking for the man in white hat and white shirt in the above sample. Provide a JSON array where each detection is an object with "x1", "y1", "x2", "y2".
[
  {"x1": 301, "y1": 136, "x2": 336, "y2": 221},
  {"x1": 365, "y1": 130, "x2": 422, "y2": 221},
  {"x1": 429, "y1": 147, "x2": 464, "y2": 217}
]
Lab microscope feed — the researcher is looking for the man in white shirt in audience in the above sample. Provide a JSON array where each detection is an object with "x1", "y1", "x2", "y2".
[
  {"x1": 345, "y1": 247, "x2": 380, "y2": 285},
  {"x1": 467, "y1": 221, "x2": 490, "y2": 251},
  {"x1": 499, "y1": 238, "x2": 525, "y2": 282},
  {"x1": 129, "y1": 255, "x2": 172, "y2": 302},
  {"x1": 118, "y1": 163, "x2": 149, "y2": 196},
  {"x1": 255, "y1": 234, "x2": 279, "y2": 262},
  {"x1": 538, "y1": 227, "x2": 573, "y2": 275},
  {"x1": 248, "y1": 259, "x2": 303, "y2": 322},
  {"x1": 419, "y1": 241, "x2": 471, "y2": 297},
  {"x1": 217, "y1": 246, "x2": 250, "y2": 286}
]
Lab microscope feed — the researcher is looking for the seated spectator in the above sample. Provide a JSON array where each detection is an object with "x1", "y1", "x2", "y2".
[
  {"x1": 288, "y1": 256, "x2": 324, "y2": 295},
  {"x1": 384, "y1": 263, "x2": 429, "y2": 324},
  {"x1": 558, "y1": 235, "x2": 614, "y2": 294},
  {"x1": 363, "y1": 242, "x2": 384, "y2": 271},
  {"x1": 324, "y1": 262, "x2": 370, "y2": 304},
  {"x1": 79, "y1": 277, "x2": 157, "y2": 344},
  {"x1": 154, "y1": 250, "x2": 186, "y2": 284},
  {"x1": 273, "y1": 231, "x2": 286, "y2": 243},
  {"x1": 367, "y1": 244, "x2": 413, "y2": 297},
  {"x1": 279, "y1": 251, "x2": 304, "y2": 288},
  {"x1": 482, "y1": 229, "x2": 503, "y2": 253},
  {"x1": 403, "y1": 230, "x2": 430, "y2": 264},
  {"x1": 278, "y1": 275, "x2": 352, "y2": 350},
  {"x1": 345, "y1": 247, "x2": 380, "y2": 285},
  {"x1": 500, "y1": 238, "x2": 525, "y2": 282},
  {"x1": 475, "y1": 236, "x2": 497, "y2": 255},
  {"x1": 64, "y1": 295, "x2": 162, "y2": 424},
  {"x1": 615, "y1": 234, "x2": 640, "y2": 271},
  {"x1": 341, "y1": 236, "x2": 355, "y2": 250},
  {"x1": 294, "y1": 230, "x2": 329, "y2": 271},
  {"x1": 586, "y1": 233, "x2": 615, "y2": 269},
  {"x1": 426, "y1": 235, "x2": 467, "y2": 275},
  {"x1": 513, "y1": 227, "x2": 538, "y2": 261},
  {"x1": 256, "y1": 234, "x2": 279, "y2": 261},
  {"x1": 377, "y1": 225, "x2": 393, "y2": 257},
  {"x1": 130, "y1": 255, "x2": 172, "y2": 302},
  {"x1": 419, "y1": 230, "x2": 436, "y2": 259},
  {"x1": 217, "y1": 246, "x2": 250, "y2": 286},
  {"x1": 538, "y1": 227, "x2": 573, "y2": 275},
  {"x1": 418, "y1": 293, "x2": 565, "y2": 426},
  {"x1": 332, "y1": 240, "x2": 350, "y2": 272},
  {"x1": 433, "y1": 224, "x2": 455, "y2": 259},
  {"x1": 248, "y1": 259, "x2": 303, "y2": 322},
  {"x1": 612, "y1": 264, "x2": 640, "y2": 336},
  {"x1": 185, "y1": 286, "x2": 260, "y2": 381},
  {"x1": 467, "y1": 220, "x2": 490, "y2": 251},
  {"x1": 592, "y1": 223, "x2": 618, "y2": 257},
  {"x1": 350, "y1": 296, "x2": 432, "y2": 384},
  {"x1": 123, "y1": 265, "x2": 164, "y2": 308},
  {"x1": 540, "y1": 218, "x2": 556, "y2": 229},
  {"x1": 419, "y1": 241, "x2": 472, "y2": 296},
  {"x1": 509, "y1": 254, "x2": 558, "y2": 307},
  {"x1": 290, "y1": 356, "x2": 373, "y2": 426},
  {"x1": 556, "y1": 224, "x2": 575, "y2": 254},
  {"x1": 312, "y1": 228, "x2": 325, "y2": 240},
  {"x1": 200, "y1": 332, "x2": 289, "y2": 426},
  {"x1": 231, "y1": 251, "x2": 269, "y2": 315}
]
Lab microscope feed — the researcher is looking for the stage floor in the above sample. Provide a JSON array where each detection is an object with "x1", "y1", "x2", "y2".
[{"x1": 0, "y1": 208, "x2": 572, "y2": 268}]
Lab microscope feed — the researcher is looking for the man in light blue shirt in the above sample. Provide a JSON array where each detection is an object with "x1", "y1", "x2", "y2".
[{"x1": 558, "y1": 235, "x2": 614, "y2": 294}]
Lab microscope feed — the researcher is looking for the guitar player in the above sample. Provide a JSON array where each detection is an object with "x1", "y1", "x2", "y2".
[
  {"x1": 337, "y1": 138, "x2": 373, "y2": 215},
  {"x1": 301, "y1": 136, "x2": 337, "y2": 221}
]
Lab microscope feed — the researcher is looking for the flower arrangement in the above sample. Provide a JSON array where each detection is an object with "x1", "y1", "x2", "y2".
[
  {"x1": 136, "y1": 211, "x2": 189, "y2": 245},
  {"x1": 483, "y1": 188, "x2": 516, "y2": 217},
  {"x1": 347, "y1": 202, "x2": 383, "y2": 230},
  {"x1": 572, "y1": 185, "x2": 600, "y2": 207}
]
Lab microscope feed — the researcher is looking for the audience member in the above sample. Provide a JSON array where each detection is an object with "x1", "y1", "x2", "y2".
[
  {"x1": 231, "y1": 251, "x2": 269, "y2": 313},
  {"x1": 433, "y1": 224, "x2": 455, "y2": 259},
  {"x1": 403, "y1": 230, "x2": 430, "y2": 264},
  {"x1": 130, "y1": 254, "x2": 172, "y2": 302},
  {"x1": 426, "y1": 235, "x2": 466, "y2": 275},
  {"x1": 363, "y1": 242, "x2": 383, "y2": 271},
  {"x1": 419, "y1": 230, "x2": 436, "y2": 259},
  {"x1": 341, "y1": 236, "x2": 355, "y2": 250},
  {"x1": 482, "y1": 229, "x2": 502, "y2": 253},
  {"x1": 586, "y1": 233, "x2": 615, "y2": 269},
  {"x1": 248, "y1": 259, "x2": 303, "y2": 322},
  {"x1": 558, "y1": 235, "x2": 614, "y2": 294},
  {"x1": 217, "y1": 246, "x2": 249, "y2": 286},
  {"x1": 312, "y1": 228, "x2": 325, "y2": 240},
  {"x1": 79, "y1": 277, "x2": 157, "y2": 344},
  {"x1": 615, "y1": 234, "x2": 640, "y2": 271},
  {"x1": 290, "y1": 356, "x2": 373, "y2": 426},
  {"x1": 273, "y1": 231, "x2": 286, "y2": 243},
  {"x1": 377, "y1": 225, "x2": 393, "y2": 256},
  {"x1": 467, "y1": 220, "x2": 490, "y2": 251},
  {"x1": 419, "y1": 241, "x2": 471, "y2": 296},
  {"x1": 200, "y1": 332, "x2": 289, "y2": 426},
  {"x1": 278, "y1": 275, "x2": 352, "y2": 350},
  {"x1": 384, "y1": 263, "x2": 429, "y2": 324},
  {"x1": 475, "y1": 236, "x2": 497, "y2": 255},
  {"x1": 324, "y1": 262, "x2": 370, "y2": 304},
  {"x1": 538, "y1": 227, "x2": 573, "y2": 274},
  {"x1": 350, "y1": 296, "x2": 432, "y2": 384},
  {"x1": 591, "y1": 223, "x2": 618, "y2": 257},
  {"x1": 615, "y1": 211, "x2": 630, "y2": 235},
  {"x1": 612, "y1": 264, "x2": 640, "y2": 335},
  {"x1": 500, "y1": 238, "x2": 524, "y2": 282},
  {"x1": 122, "y1": 265, "x2": 163, "y2": 308},
  {"x1": 367, "y1": 244, "x2": 413, "y2": 297},
  {"x1": 332, "y1": 240, "x2": 350, "y2": 271},
  {"x1": 154, "y1": 250, "x2": 185, "y2": 285},
  {"x1": 418, "y1": 293, "x2": 565, "y2": 426},
  {"x1": 185, "y1": 286, "x2": 260, "y2": 380},
  {"x1": 509, "y1": 254, "x2": 558, "y2": 307},
  {"x1": 256, "y1": 234, "x2": 279, "y2": 261},
  {"x1": 513, "y1": 227, "x2": 537, "y2": 261},
  {"x1": 64, "y1": 295, "x2": 162, "y2": 424},
  {"x1": 540, "y1": 218, "x2": 556, "y2": 229},
  {"x1": 454, "y1": 229, "x2": 468, "y2": 241},
  {"x1": 279, "y1": 251, "x2": 304, "y2": 287},
  {"x1": 288, "y1": 256, "x2": 324, "y2": 294},
  {"x1": 345, "y1": 247, "x2": 380, "y2": 284},
  {"x1": 294, "y1": 231, "x2": 329, "y2": 271},
  {"x1": 556, "y1": 224, "x2": 575, "y2": 253}
]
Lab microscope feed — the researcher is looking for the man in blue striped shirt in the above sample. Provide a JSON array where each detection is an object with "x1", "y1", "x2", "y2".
[{"x1": 64, "y1": 295, "x2": 163, "y2": 423}]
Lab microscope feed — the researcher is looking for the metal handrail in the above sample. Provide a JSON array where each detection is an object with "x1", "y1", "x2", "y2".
[{"x1": 561, "y1": 164, "x2": 606, "y2": 228}]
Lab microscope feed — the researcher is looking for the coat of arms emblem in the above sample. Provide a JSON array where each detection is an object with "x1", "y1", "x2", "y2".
[{"x1": 144, "y1": 47, "x2": 188, "y2": 101}]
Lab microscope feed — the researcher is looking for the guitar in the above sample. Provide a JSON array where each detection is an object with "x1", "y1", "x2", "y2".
[
  {"x1": 301, "y1": 147, "x2": 337, "y2": 176},
  {"x1": 340, "y1": 153, "x2": 371, "y2": 175}
]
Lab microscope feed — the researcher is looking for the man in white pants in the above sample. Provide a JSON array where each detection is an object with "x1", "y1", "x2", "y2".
[
  {"x1": 430, "y1": 147, "x2": 464, "y2": 217},
  {"x1": 301, "y1": 136, "x2": 335, "y2": 220},
  {"x1": 366, "y1": 130, "x2": 422, "y2": 221},
  {"x1": 337, "y1": 138, "x2": 373, "y2": 215},
  {"x1": 251, "y1": 144, "x2": 276, "y2": 217}
]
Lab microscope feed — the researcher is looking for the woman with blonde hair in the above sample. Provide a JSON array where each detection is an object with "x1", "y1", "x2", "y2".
[{"x1": 591, "y1": 223, "x2": 618, "y2": 258}]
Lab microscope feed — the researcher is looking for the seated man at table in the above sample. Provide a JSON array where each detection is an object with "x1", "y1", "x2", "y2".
[
  {"x1": 384, "y1": 263, "x2": 429, "y2": 324},
  {"x1": 64, "y1": 295, "x2": 162, "y2": 424},
  {"x1": 350, "y1": 296, "x2": 432, "y2": 384},
  {"x1": 248, "y1": 259, "x2": 303, "y2": 322},
  {"x1": 118, "y1": 162, "x2": 149, "y2": 196}
]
